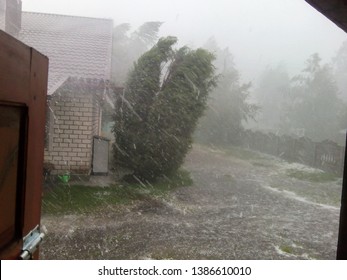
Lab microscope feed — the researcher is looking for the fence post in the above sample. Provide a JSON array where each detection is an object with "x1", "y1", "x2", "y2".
[{"x1": 313, "y1": 142, "x2": 318, "y2": 169}]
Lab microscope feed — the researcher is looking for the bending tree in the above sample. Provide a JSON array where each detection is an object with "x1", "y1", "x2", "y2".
[
  {"x1": 195, "y1": 40, "x2": 258, "y2": 145},
  {"x1": 113, "y1": 37, "x2": 216, "y2": 181},
  {"x1": 111, "y1": 21, "x2": 163, "y2": 86},
  {"x1": 281, "y1": 53, "x2": 341, "y2": 141}
]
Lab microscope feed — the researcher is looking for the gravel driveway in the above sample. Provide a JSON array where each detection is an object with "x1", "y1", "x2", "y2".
[{"x1": 40, "y1": 145, "x2": 342, "y2": 259}]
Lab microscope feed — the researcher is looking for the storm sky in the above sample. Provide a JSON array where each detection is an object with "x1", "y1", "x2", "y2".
[{"x1": 22, "y1": 0, "x2": 347, "y2": 83}]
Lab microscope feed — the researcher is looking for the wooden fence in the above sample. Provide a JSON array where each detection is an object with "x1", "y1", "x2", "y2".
[{"x1": 241, "y1": 130, "x2": 346, "y2": 176}]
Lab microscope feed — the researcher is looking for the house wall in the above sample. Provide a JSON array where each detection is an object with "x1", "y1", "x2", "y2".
[
  {"x1": 0, "y1": 0, "x2": 5, "y2": 31},
  {"x1": 44, "y1": 78, "x2": 103, "y2": 175},
  {"x1": 45, "y1": 92, "x2": 95, "y2": 174},
  {"x1": 0, "y1": 0, "x2": 21, "y2": 37},
  {"x1": 92, "y1": 93, "x2": 102, "y2": 137}
]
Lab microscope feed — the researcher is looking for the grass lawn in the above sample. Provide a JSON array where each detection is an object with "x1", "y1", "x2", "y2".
[
  {"x1": 285, "y1": 169, "x2": 337, "y2": 183},
  {"x1": 42, "y1": 169, "x2": 192, "y2": 215}
]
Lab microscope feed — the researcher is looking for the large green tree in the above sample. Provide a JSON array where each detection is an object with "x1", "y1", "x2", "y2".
[
  {"x1": 332, "y1": 41, "x2": 347, "y2": 138},
  {"x1": 281, "y1": 53, "x2": 341, "y2": 141},
  {"x1": 333, "y1": 41, "x2": 347, "y2": 101},
  {"x1": 113, "y1": 37, "x2": 216, "y2": 181},
  {"x1": 254, "y1": 65, "x2": 290, "y2": 132},
  {"x1": 195, "y1": 40, "x2": 258, "y2": 145}
]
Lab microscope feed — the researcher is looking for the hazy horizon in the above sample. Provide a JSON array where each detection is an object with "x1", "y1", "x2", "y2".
[{"x1": 22, "y1": 0, "x2": 347, "y2": 84}]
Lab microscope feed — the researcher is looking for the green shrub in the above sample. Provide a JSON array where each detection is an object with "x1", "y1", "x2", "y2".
[{"x1": 113, "y1": 37, "x2": 216, "y2": 181}]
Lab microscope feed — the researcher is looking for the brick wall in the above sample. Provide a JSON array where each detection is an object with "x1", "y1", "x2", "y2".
[
  {"x1": 44, "y1": 78, "x2": 104, "y2": 175},
  {"x1": 92, "y1": 91, "x2": 101, "y2": 136}
]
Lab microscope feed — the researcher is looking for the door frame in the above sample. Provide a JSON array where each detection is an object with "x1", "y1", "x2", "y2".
[{"x1": 0, "y1": 30, "x2": 48, "y2": 259}]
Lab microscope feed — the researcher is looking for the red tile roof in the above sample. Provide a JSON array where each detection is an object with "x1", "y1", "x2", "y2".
[{"x1": 19, "y1": 12, "x2": 113, "y2": 95}]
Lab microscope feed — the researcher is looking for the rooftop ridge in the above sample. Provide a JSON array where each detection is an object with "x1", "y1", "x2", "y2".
[
  {"x1": 22, "y1": 11, "x2": 113, "y2": 22},
  {"x1": 19, "y1": 10, "x2": 113, "y2": 95}
]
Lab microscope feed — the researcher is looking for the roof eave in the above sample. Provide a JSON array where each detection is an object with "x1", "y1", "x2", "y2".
[{"x1": 305, "y1": 0, "x2": 347, "y2": 33}]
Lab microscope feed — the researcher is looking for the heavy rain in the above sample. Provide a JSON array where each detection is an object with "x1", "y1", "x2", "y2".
[{"x1": 1, "y1": 0, "x2": 347, "y2": 260}]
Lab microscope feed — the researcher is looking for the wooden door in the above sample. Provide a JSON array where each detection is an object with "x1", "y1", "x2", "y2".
[{"x1": 0, "y1": 30, "x2": 48, "y2": 259}]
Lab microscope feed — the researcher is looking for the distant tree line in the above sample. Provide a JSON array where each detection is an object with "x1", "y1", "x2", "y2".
[
  {"x1": 111, "y1": 25, "x2": 347, "y2": 181},
  {"x1": 195, "y1": 37, "x2": 259, "y2": 145},
  {"x1": 254, "y1": 42, "x2": 347, "y2": 143}
]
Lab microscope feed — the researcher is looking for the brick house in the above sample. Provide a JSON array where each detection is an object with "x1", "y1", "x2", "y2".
[
  {"x1": 1, "y1": 0, "x2": 114, "y2": 175},
  {"x1": 43, "y1": 77, "x2": 113, "y2": 175},
  {"x1": 20, "y1": 12, "x2": 114, "y2": 175}
]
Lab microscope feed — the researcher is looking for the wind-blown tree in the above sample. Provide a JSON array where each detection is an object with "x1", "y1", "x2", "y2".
[
  {"x1": 332, "y1": 41, "x2": 347, "y2": 140},
  {"x1": 333, "y1": 41, "x2": 347, "y2": 101},
  {"x1": 195, "y1": 40, "x2": 258, "y2": 145},
  {"x1": 254, "y1": 65, "x2": 290, "y2": 132},
  {"x1": 281, "y1": 53, "x2": 341, "y2": 141},
  {"x1": 113, "y1": 37, "x2": 217, "y2": 181},
  {"x1": 111, "y1": 21, "x2": 163, "y2": 86}
]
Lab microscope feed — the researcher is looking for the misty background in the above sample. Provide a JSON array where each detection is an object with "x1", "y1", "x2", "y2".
[
  {"x1": 22, "y1": 0, "x2": 347, "y2": 143},
  {"x1": 15, "y1": 0, "x2": 347, "y2": 260},
  {"x1": 22, "y1": 0, "x2": 346, "y2": 81}
]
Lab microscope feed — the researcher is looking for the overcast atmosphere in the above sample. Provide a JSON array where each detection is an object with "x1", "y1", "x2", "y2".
[
  {"x1": 2, "y1": 0, "x2": 346, "y2": 261},
  {"x1": 22, "y1": 0, "x2": 347, "y2": 83}
]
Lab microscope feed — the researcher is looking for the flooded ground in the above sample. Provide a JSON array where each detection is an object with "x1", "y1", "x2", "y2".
[{"x1": 40, "y1": 145, "x2": 342, "y2": 259}]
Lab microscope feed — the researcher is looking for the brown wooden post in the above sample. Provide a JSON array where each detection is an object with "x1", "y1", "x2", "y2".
[{"x1": 0, "y1": 30, "x2": 48, "y2": 259}]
